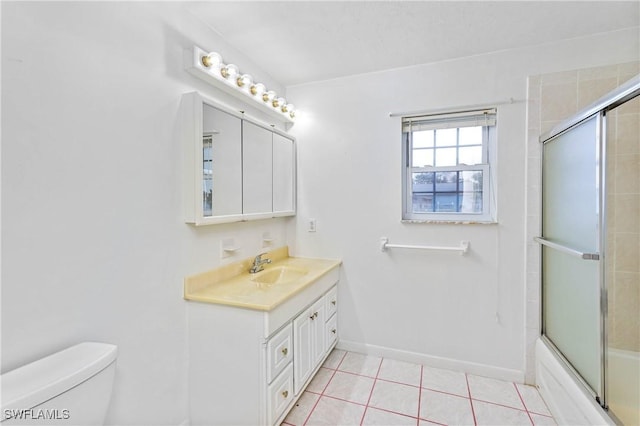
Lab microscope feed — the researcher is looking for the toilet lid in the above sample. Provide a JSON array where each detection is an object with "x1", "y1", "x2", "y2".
[{"x1": 0, "y1": 342, "x2": 117, "y2": 412}]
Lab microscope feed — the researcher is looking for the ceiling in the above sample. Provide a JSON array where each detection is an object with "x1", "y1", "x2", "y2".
[{"x1": 184, "y1": 1, "x2": 639, "y2": 87}]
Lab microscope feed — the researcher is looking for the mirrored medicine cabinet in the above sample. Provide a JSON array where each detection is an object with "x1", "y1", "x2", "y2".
[{"x1": 181, "y1": 91, "x2": 296, "y2": 225}]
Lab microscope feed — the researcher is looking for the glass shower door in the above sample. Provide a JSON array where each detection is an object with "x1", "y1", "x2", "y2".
[{"x1": 540, "y1": 114, "x2": 603, "y2": 398}]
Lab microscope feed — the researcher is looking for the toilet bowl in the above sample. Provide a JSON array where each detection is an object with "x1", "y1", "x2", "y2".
[{"x1": 1, "y1": 342, "x2": 117, "y2": 425}]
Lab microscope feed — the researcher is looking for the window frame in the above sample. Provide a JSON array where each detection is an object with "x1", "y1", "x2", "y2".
[{"x1": 401, "y1": 109, "x2": 496, "y2": 223}]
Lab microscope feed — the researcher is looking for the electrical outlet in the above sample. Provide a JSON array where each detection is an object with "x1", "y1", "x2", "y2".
[{"x1": 308, "y1": 219, "x2": 317, "y2": 232}]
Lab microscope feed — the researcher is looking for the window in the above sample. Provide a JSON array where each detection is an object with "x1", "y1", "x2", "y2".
[{"x1": 402, "y1": 109, "x2": 496, "y2": 222}]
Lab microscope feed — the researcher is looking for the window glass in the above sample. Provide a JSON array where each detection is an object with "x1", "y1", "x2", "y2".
[
  {"x1": 459, "y1": 126, "x2": 482, "y2": 145},
  {"x1": 402, "y1": 109, "x2": 495, "y2": 221},
  {"x1": 413, "y1": 130, "x2": 434, "y2": 148},
  {"x1": 435, "y1": 128, "x2": 457, "y2": 147},
  {"x1": 434, "y1": 148, "x2": 457, "y2": 166},
  {"x1": 412, "y1": 149, "x2": 433, "y2": 167},
  {"x1": 458, "y1": 146, "x2": 482, "y2": 165}
]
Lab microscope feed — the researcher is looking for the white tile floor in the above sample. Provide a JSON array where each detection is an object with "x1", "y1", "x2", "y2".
[{"x1": 283, "y1": 349, "x2": 555, "y2": 426}]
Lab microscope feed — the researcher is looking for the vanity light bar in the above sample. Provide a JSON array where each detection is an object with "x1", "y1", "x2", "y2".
[{"x1": 185, "y1": 45, "x2": 296, "y2": 123}]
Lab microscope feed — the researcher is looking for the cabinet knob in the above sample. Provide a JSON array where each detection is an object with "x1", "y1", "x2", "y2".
[
  {"x1": 282, "y1": 390, "x2": 289, "y2": 398},
  {"x1": 331, "y1": 328, "x2": 336, "y2": 334},
  {"x1": 331, "y1": 300, "x2": 336, "y2": 305},
  {"x1": 281, "y1": 347, "x2": 288, "y2": 356},
  {"x1": 310, "y1": 311, "x2": 318, "y2": 320}
]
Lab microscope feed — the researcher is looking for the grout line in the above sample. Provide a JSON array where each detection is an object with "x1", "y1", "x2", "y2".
[
  {"x1": 513, "y1": 383, "x2": 535, "y2": 426},
  {"x1": 417, "y1": 418, "x2": 448, "y2": 426},
  {"x1": 359, "y1": 355, "x2": 384, "y2": 425},
  {"x1": 529, "y1": 411, "x2": 554, "y2": 418},
  {"x1": 335, "y1": 368, "x2": 378, "y2": 380},
  {"x1": 376, "y1": 376, "x2": 422, "y2": 388},
  {"x1": 337, "y1": 369, "x2": 424, "y2": 388},
  {"x1": 465, "y1": 373, "x2": 478, "y2": 426},
  {"x1": 317, "y1": 393, "x2": 369, "y2": 407},
  {"x1": 366, "y1": 406, "x2": 422, "y2": 422},
  {"x1": 422, "y1": 386, "x2": 470, "y2": 400},
  {"x1": 471, "y1": 397, "x2": 536, "y2": 413},
  {"x1": 302, "y1": 350, "x2": 347, "y2": 426},
  {"x1": 417, "y1": 365, "x2": 424, "y2": 426}
]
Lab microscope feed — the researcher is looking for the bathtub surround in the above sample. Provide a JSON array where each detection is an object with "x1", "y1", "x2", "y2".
[
  {"x1": 527, "y1": 63, "x2": 640, "y2": 425},
  {"x1": 2, "y1": 2, "x2": 639, "y2": 425},
  {"x1": 605, "y1": 94, "x2": 640, "y2": 353}
]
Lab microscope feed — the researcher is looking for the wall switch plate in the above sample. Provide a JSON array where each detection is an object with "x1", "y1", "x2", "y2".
[{"x1": 308, "y1": 219, "x2": 317, "y2": 232}]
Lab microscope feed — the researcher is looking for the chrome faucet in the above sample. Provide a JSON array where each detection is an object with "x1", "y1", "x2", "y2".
[{"x1": 249, "y1": 253, "x2": 271, "y2": 273}]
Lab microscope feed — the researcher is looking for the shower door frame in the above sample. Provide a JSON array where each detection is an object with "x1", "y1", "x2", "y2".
[{"x1": 538, "y1": 75, "x2": 640, "y2": 411}]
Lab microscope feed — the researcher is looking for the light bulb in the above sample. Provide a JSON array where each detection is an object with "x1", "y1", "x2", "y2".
[
  {"x1": 281, "y1": 103, "x2": 294, "y2": 114},
  {"x1": 237, "y1": 74, "x2": 253, "y2": 88},
  {"x1": 201, "y1": 51, "x2": 222, "y2": 68},
  {"x1": 220, "y1": 64, "x2": 239, "y2": 80},
  {"x1": 273, "y1": 97, "x2": 286, "y2": 108},
  {"x1": 262, "y1": 90, "x2": 276, "y2": 103},
  {"x1": 250, "y1": 83, "x2": 266, "y2": 97}
]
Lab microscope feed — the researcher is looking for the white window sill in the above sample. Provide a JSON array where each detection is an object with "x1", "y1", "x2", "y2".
[{"x1": 401, "y1": 219, "x2": 498, "y2": 225}]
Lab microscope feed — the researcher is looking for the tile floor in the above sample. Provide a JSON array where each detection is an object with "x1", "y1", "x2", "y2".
[{"x1": 282, "y1": 349, "x2": 555, "y2": 426}]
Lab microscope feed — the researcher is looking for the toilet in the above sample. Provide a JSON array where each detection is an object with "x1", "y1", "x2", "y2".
[{"x1": 1, "y1": 342, "x2": 117, "y2": 425}]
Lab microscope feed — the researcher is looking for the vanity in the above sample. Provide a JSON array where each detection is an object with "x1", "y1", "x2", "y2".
[{"x1": 184, "y1": 247, "x2": 340, "y2": 425}]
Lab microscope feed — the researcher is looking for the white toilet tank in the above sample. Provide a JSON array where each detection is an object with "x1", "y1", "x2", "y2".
[{"x1": 1, "y1": 342, "x2": 117, "y2": 425}]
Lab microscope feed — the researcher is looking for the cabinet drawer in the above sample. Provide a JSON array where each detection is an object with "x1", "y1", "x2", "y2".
[
  {"x1": 325, "y1": 286, "x2": 337, "y2": 319},
  {"x1": 268, "y1": 364, "x2": 294, "y2": 425},
  {"x1": 266, "y1": 324, "x2": 292, "y2": 384},
  {"x1": 326, "y1": 313, "x2": 338, "y2": 350}
]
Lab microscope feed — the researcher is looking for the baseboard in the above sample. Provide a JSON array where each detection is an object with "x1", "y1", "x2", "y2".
[{"x1": 336, "y1": 339, "x2": 524, "y2": 383}]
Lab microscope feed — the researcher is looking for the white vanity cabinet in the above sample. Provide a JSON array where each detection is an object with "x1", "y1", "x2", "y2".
[
  {"x1": 181, "y1": 91, "x2": 296, "y2": 225},
  {"x1": 187, "y1": 269, "x2": 339, "y2": 425}
]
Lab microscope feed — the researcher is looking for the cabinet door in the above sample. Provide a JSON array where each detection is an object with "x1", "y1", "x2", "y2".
[
  {"x1": 293, "y1": 298, "x2": 327, "y2": 395},
  {"x1": 309, "y1": 298, "x2": 326, "y2": 369},
  {"x1": 266, "y1": 324, "x2": 292, "y2": 384},
  {"x1": 242, "y1": 121, "x2": 273, "y2": 215},
  {"x1": 293, "y1": 307, "x2": 313, "y2": 394},
  {"x1": 272, "y1": 133, "x2": 295, "y2": 214},
  {"x1": 202, "y1": 104, "x2": 242, "y2": 217}
]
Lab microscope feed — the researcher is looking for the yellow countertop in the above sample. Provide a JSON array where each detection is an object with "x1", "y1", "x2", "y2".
[{"x1": 184, "y1": 246, "x2": 341, "y2": 311}]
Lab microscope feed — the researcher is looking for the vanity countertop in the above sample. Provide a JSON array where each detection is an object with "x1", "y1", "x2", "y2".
[{"x1": 183, "y1": 246, "x2": 341, "y2": 311}]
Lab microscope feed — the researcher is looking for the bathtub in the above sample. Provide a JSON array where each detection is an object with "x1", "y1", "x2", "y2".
[
  {"x1": 535, "y1": 338, "x2": 614, "y2": 425},
  {"x1": 607, "y1": 347, "x2": 640, "y2": 425}
]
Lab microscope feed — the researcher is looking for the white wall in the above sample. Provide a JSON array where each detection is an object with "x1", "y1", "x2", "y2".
[
  {"x1": 287, "y1": 28, "x2": 639, "y2": 380},
  {"x1": 1, "y1": 3, "x2": 293, "y2": 425}
]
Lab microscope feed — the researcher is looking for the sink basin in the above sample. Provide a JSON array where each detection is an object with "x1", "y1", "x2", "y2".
[{"x1": 251, "y1": 266, "x2": 308, "y2": 286}]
